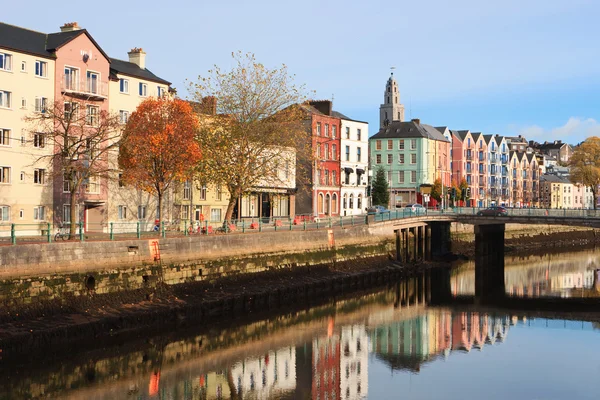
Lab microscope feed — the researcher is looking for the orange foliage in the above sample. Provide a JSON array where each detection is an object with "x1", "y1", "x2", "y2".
[{"x1": 119, "y1": 98, "x2": 201, "y2": 198}]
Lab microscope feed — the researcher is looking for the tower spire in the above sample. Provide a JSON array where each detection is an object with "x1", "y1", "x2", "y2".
[{"x1": 379, "y1": 70, "x2": 405, "y2": 128}]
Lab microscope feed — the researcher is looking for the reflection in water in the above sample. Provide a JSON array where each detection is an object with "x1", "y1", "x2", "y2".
[
  {"x1": 452, "y1": 248, "x2": 600, "y2": 298},
  {"x1": 2, "y1": 253, "x2": 600, "y2": 399}
]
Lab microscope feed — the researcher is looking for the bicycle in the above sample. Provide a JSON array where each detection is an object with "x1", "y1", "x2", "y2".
[{"x1": 54, "y1": 225, "x2": 70, "y2": 241}]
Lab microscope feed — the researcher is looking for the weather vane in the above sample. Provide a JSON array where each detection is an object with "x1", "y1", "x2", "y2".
[{"x1": 390, "y1": 66, "x2": 396, "y2": 76}]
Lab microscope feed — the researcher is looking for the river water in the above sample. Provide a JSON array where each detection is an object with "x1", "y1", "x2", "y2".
[{"x1": 2, "y1": 249, "x2": 600, "y2": 400}]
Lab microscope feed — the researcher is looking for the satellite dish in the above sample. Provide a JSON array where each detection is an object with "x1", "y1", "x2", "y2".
[{"x1": 83, "y1": 53, "x2": 89, "y2": 63}]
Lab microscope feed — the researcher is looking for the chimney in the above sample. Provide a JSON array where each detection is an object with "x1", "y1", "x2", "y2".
[
  {"x1": 411, "y1": 118, "x2": 420, "y2": 125},
  {"x1": 308, "y1": 100, "x2": 332, "y2": 116},
  {"x1": 128, "y1": 48, "x2": 146, "y2": 69},
  {"x1": 60, "y1": 22, "x2": 81, "y2": 32},
  {"x1": 200, "y1": 96, "x2": 217, "y2": 115}
]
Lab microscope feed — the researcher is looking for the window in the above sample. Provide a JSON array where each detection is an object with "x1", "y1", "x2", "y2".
[
  {"x1": 357, "y1": 129, "x2": 361, "y2": 141},
  {"x1": 411, "y1": 171, "x2": 417, "y2": 183},
  {"x1": 399, "y1": 154, "x2": 405, "y2": 164},
  {"x1": 376, "y1": 140, "x2": 381, "y2": 150},
  {"x1": 64, "y1": 67, "x2": 79, "y2": 90},
  {"x1": 317, "y1": 144, "x2": 321, "y2": 159},
  {"x1": 343, "y1": 194, "x2": 347, "y2": 208},
  {"x1": 332, "y1": 125, "x2": 337, "y2": 138},
  {"x1": 0, "y1": 166, "x2": 11, "y2": 183},
  {"x1": 0, "y1": 129, "x2": 9, "y2": 146},
  {"x1": 325, "y1": 143, "x2": 329, "y2": 160},
  {"x1": 216, "y1": 185, "x2": 223, "y2": 201},
  {"x1": 139, "y1": 82, "x2": 147, "y2": 96},
  {"x1": 87, "y1": 71, "x2": 99, "y2": 94},
  {"x1": 34, "y1": 97, "x2": 48, "y2": 113},
  {"x1": 35, "y1": 60, "x2": 48, "y2": 77},
  {"x1": 86, "y1": 105, "x2": 99, "y2": 126},
  {"x1": 183, "y1": 180, "x2": 191, "y2": 200},
  {"x1": 357, "y1": 147, "x2": 361, "y2": 162},
  {"x1": 118, "y1": 173, "x2": 125, "y2": 188},
  {"x1": 332, "y1": 170, "x2": 337, "y2": 185},
  {"x1": 345, "y1": 127, "x2": 350, "y2": 139},
  {"x1": 410, "y1": 139, "x2": 417, "y2": 150},
  {"x1": 157, "y1": 86, "x2": 165, "y2": 97},
  {"x1": 21, "y1": 61, "x2": 26, "y2": 72},
  {"x1": 86, "y1": 175, "x2": 99, "y2": 193},
  {"x1": 20, "y1": 171, "x2": 24, "y2": 181},
  {"x1": 33, "y1": 133, "x2": 44, "y2": 148},
  {"x1": 0, "y1": 90, "x2": 12, "y2": 108},
  {"x1": 63, "y1": 172, "x2": 72, "y2": 192},
  {"x1": 325, "y1": 124, "x2": 329, "y2": 137},
  {"x1": 210, "y1": 208, "x2": 222, "y2": 222},
  {"x1": 200, "y1": 185, "x2": 207, "y2": 200},
  {"x1": 349, "y1": 194, "x2": 354, "y2": 209},
  {"x1": 118, "y1": 205, "x2": 127, "y2": 220},
  {"x1": 33, "y1": 206, "x2": 45, "y2": 221},
  {"x1": 357, "y1": 195, "x2": 362, "y2": 209},
  {"x1": 316, "y1": 122, "x2": 321, "y2": 136},
  {"x1": 180, "y1": 205, "x2": 190, "y2": 220},
  {"x1": 398, "y1": 171, "x2": 404, "y2": 183},
  {"x1": 332, "y1": 144, "x2": 337, "y2": 160},
  {"x1": 0, "y1": 53, "x2": 12, "y2": 71},
  {"x1": 332, "y1": 193, "x2": 338, "y2": 214},
  {"x1": 345, "y1": 170, "x2": 350, "y2": 185},
  {"x1": 119, "y1": 110, "x2": 129, "y2": 124},
  {"x1": 21, "y1": 97, "x2": 27, "y2": 109},
  {"x1": 119, "y1": 79, "x2": 129, "y2": 93},
  {"x1": 324, "y1": 170, "x2": 329, "y2": 185},
  {"x1": 376, "y1": 154, "x2": 381, "y2": 164},
  {"x1": 411, "y1": 154, "x2": 417, "y2": 164},
  {"x1": 345, "y1": 146, "x2": 350, "y2": 161},
  {"x1": 63, "y1": 204, "x2": 78, "y2": 223},
  {"x1": 0, "y1": 206, "x2": 9, "y2": 222},
  {"x1": 64, "y1": 102, "x2": 79, "y2": 121},
  {"x1": 137, "y1": 205, "x2": 147, "y2": 219},
  {"x1": 387, "y1": 154, "x2": 393, "y2": 164},
  {"x1": 399, "y1": 140, "x2": 405, "y2": 150},
  {"x1": 387, "y1": 140, "x2": 393, "y2": 150}
]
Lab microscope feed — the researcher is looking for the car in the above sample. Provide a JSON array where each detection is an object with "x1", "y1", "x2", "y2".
[
  {"x1": 405, "y1": 204, "x2": 426, "y2": 214},
  {"x1": 477, "y1": 206, "x2": 508, "y2": 216},
  {"x1": 367, "y1": 205, "x2": 390, "y2": 215}
]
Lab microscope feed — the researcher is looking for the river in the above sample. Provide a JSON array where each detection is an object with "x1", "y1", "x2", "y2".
[{"x1": 1, "y1": 248, "x2": 600, "y2": 399}]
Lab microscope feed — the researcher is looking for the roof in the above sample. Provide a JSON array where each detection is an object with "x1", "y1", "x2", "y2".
[
  {"x1": 540, "y1": 174, "x2": 570, "y2": 184},
  {"x1": 331, "y1": 110, "x2": 368, "y2": 124},
  {"x1": 0, "y1": 22, "x2": 51, "y2": 58},
  {"x1": 483, "y1": 134, "x2": 494, "y2": 145},
  {"x1": 457, "y1": 130, "x2": 470, "y2": 140},
  {"x1": 0, "y1": 22, "x2": 169, "y2": 85},
  {"x1": 110, "y1": 58, "x2": 171, "y2": 85},
  {"x1": 371, "y1": 120, "x2": 449, "y2": 142}
]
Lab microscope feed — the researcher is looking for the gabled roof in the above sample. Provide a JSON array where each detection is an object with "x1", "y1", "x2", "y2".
[
  {"x1": 110, "y1": 58, "x2": 171, "y2": 85},
  {"x1": 471, "y1": 132, "x2": 483, "y2": 142},
  {"x1": 457, "y1": 130, "x2": 471, "y2": 140},
  {"x1": 450, "y1": 130, "x2": 464, "y2": 142},
  {"x1": 483, "y1": 134, "x2": 494, "y2": 145},
  {"x1": 331, "y1": 110, "x2": 367, "y2": 124},
  {"x1": 371, "y1": 120, "x2": 449, "y2": 142},
  {"x1": 0, "y1": 22, "x2": 51, "y2": 58}
]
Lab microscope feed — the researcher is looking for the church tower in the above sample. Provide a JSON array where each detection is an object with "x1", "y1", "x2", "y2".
[{"x1": 379, "y1": 72, "x2": 405, "y2": 128}]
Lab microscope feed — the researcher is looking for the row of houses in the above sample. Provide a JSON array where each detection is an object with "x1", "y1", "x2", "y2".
[
  {"x1": 0, "y1": 21, "x2": 372, "y2": 232},
  {"x1": 369, "y1": 73, "x2": 580, "y2": 209}
]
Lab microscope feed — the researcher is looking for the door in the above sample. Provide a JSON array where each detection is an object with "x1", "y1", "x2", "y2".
[{"x1": 85, "y1": 205, "x2": 104, "y2": 232}]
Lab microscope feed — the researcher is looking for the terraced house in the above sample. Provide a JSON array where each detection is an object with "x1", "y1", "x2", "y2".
[{"x1": 0, "y1": 21, "x2": 171, "y2": 232}]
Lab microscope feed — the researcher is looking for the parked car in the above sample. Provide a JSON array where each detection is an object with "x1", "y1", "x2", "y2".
[
  {"x1": 367, "y1": 205, "x2": 390, "y2": 215},
  {"x1": 477, "y1": 206, "x2": 508, "y2": 216},
  {"x1": 405, "y1": 204, "x2": 426, "y2": 214}
]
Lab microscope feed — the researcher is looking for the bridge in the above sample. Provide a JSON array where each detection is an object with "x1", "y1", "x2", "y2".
[{"x1": 369, "y1": 207, "x2": 600, "y2": 304}]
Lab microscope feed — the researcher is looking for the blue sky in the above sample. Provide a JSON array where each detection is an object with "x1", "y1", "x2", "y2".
[{"x1": 5, "y1": 0, "x2": 600, "y2": 144}]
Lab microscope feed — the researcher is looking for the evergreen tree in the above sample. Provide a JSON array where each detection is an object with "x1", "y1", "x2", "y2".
[{"x1": 371, "y1": 166, "x2": 389, "y2": 207}]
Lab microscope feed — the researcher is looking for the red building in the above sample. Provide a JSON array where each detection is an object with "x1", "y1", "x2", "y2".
[
  {"x1": 312, "y1": 332, "x2": 340, "y2": 400},
  {"x1": 296, "y1": 100, "x2": 341, "y2": 219}
]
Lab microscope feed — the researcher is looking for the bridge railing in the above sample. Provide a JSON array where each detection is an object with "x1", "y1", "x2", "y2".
[{"x1": 453, "y1": 207, "x2": 600, "y2": 219}]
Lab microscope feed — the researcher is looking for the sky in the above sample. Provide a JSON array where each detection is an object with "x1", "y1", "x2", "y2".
[{"x1": 4, "y1": 0, "x2": 600, "y2": 144}]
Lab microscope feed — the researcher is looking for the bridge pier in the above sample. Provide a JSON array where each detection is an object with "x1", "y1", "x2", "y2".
[
  {"x1": 475, "y1": 223, "x2": 506, "y2": 302},
  {"x1": 428, "y1": 221, "x2": 452, "y2": 260},
  {"x1": 429, "y1": 267, "x2": 452, "y2": 305}
]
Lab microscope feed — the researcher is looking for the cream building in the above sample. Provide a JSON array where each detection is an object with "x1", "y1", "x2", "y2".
[
  {"x1": 106, "y1": 48, "x2": 173, "y2": 230},
  {"x1": 0, "y1": 24, "x2": 56, "y2": 231}
]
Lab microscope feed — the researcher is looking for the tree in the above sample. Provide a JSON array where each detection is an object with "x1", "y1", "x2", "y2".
[
  {"x1": 25, "y1": 97, "x2": 122, "y2": 238},
  {"x1": 569, "y1": 136, "x2": 600, "y2": 210},
  {"x1": 371, "y1": 166, "x2": 389, "y2": 207},
  {"x1": 431, "y1": 178, "x2": 442, "y2": 202},
  {"x1": 189, "y1": 52, "x2": 309, "y2": 222},
  {"x1": 459, "y1": 178, "x2": 469, "y2": 201},
  {"x1": 118, "y1": 97, "x2": 201, "y2": 222}
]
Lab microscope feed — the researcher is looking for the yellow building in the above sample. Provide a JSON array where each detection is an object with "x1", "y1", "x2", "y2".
[{"x1": 0, "y1": 24, "x2": 56, "y2": 230}]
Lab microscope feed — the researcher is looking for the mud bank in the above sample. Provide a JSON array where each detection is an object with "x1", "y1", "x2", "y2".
[{"x1": 0, "y1": 256, "x2": 432, "y2": 354}]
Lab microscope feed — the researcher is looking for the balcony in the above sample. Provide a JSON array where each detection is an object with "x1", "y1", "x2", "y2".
[{"x1": 62, "y1": 75, "x2": 108, "y2": 100}]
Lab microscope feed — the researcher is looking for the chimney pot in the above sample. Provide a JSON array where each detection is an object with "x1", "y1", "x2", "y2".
[
  {"x1": 128, "y1": 48, "x2": 146, "y2": 69},
  {"x1": 411, "y1": 118, "x2": 420, "y2": 125},
  {"x1": 60, "y1": 22, "x2": 81, "y2": 32}
]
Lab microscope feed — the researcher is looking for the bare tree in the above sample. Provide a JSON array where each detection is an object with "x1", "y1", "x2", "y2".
[
  {"x1": 188, "y1": 52, "x2": 311, "y2": 222},
  {"x1": 25, "y1": 97, "x2": 122, "y2": 237},
  {"x1": 570, "y1": 136, "x2": 600, "y2": 210}
]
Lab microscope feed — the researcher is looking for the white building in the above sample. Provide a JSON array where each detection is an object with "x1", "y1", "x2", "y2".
[
  {"x1": 334, "y1": 112, "x2": 369, "y2": 215},
  {"x1": 340, "y1": 324, "x2": 369, "y2": 399}
]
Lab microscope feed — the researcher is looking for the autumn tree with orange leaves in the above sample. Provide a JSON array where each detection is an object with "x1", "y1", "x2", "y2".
[{"x1": 118, "y1": 97, "x2": 201, "y2": 221}]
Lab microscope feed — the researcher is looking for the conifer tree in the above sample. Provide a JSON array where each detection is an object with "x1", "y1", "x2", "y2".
[{"x1": 371, "y1": 166, "x2": 389, "y2": 207}]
